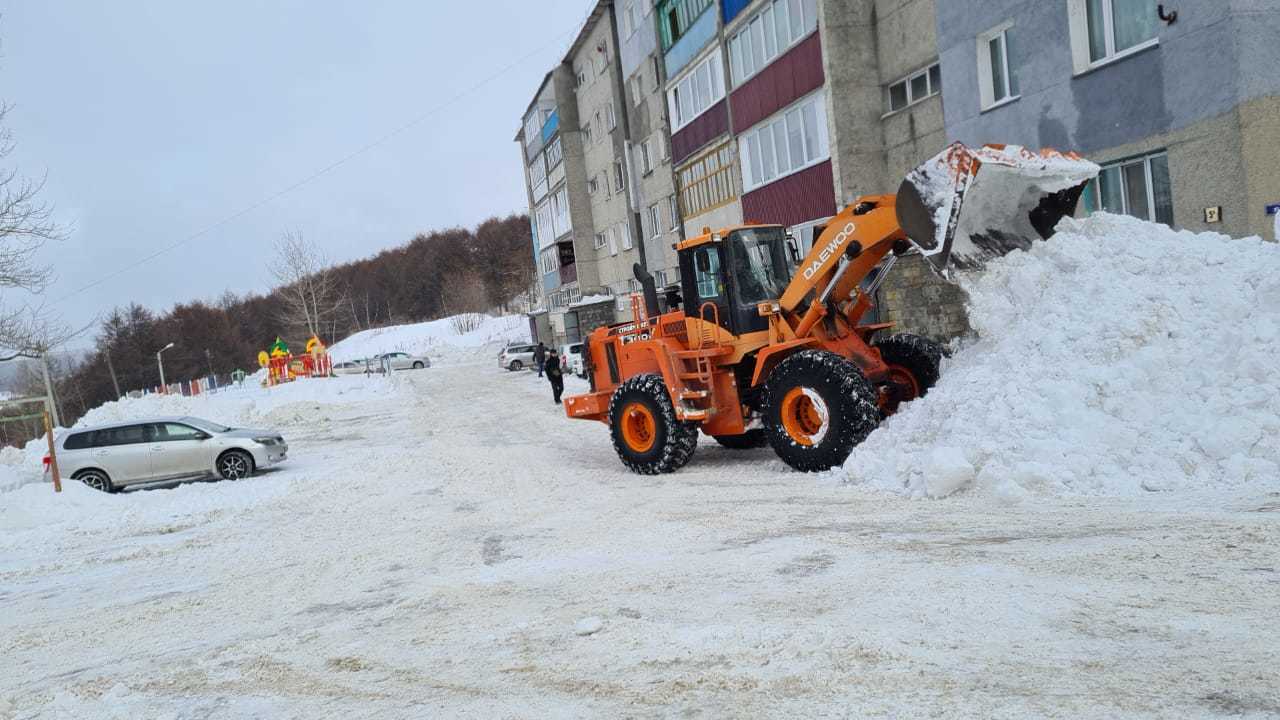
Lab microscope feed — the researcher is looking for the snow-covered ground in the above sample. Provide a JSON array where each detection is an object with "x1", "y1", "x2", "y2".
[{"x1": 3, "y1": 217, "x2": 1280, "y2": 718}]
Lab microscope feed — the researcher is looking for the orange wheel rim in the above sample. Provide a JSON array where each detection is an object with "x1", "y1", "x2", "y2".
[
  {"x1": 880, "y1": 365, "x2": 920, "y2": 414},
  {"x1": 780, "y1": 387, "x2": 827, "y2": 446},
  {"x1": 620, "y1": 402, "x2": 657, "y2": 453}
]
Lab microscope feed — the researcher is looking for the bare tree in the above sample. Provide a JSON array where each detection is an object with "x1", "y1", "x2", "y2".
[
  {"x1": 268, "y1": 230, "x2": 344, "y2": 341},
  {"x1": 0, "y1": 103, "x2": 66, "y2": 356}
]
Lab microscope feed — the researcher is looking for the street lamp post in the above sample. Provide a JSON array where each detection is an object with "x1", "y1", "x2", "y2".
[{"x1": 156, "y1": 342, "x2": 175, "y2": 392}]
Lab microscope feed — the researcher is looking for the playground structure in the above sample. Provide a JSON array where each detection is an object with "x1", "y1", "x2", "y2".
[{"x1": 259, "y1": 336, "x2": 333, "y2": 386}]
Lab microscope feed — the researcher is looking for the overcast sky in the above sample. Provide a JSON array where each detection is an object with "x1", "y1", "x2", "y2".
[{"x1": 1, "y1": 0, "x2": 588, "y2": 346}]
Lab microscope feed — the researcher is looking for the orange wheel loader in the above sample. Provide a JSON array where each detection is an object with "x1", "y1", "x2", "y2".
[{"x1": 564, "y1": 143, "x2": 1099, "y2": 474}]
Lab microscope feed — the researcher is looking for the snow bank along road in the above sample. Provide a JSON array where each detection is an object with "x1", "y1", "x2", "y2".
[{"x1": 3, "y1": 364, "x2": 1278, "y2": 719}]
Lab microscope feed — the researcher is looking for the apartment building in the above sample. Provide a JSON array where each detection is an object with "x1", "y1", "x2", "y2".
[
  {"x1": 619, "y1": 0, "x2": 683, "y2": 291},
  {"x1": 936, "y1": 0, "x2": 1280, "y2": 241},
  {"x1": 520, "y1": 0, "x2": 1280, "y2": 346},
  {"x1": 660, "y1": 0, "x2": 744, "y2": 235}
]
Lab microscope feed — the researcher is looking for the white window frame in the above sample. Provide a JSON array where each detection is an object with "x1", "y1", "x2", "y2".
[
  {"x1": 606, "y1": 102, "x2": 617, "y2": 130},
  {"x1": 539, "y1": 246, "x2": 558, "y2": 275},
  {"x1": 1085, "y1": 150, "x2": 1172, "y2": 225},
  {"x1": 528, "y1": 152, "x2": 548, "y2": 201},
  {"x1": 587, "y1": 176, "x2": 599, "y2": 195},
  {"x1": 620, "y1": 222, "x2": 634, "y2": 250},
  {"x1": 613, "y1": 161, "x2": 625, "y2": 191},
  {"x1": 1067, "y1": 0, "x2": 1160, "y2": 75},
  {"x1": 668, "y1": 194, "x2": 680, "y2": 229},
  {"x1": 667, "y1": 48, "x2": 726, "y2": 132},
  {"x1": 977, "y1": 22, "x2": 1018, "y2": 111},
  {"x1": 640, "y1": 139, "x2": 653, "y2": 174},
  {"x1": 630, "y1": 74, "x2": 644, "y2": 107},
  {"x1": 545, "y1": 136, "x2": 563, "y2": 169},
  {"x1": 648, "y1": 203, "x2": 663, "y2": 238},
  {"x1": 884, "y1": 63, "x2": 940, "y2": 116},
  {"x1": 551, "y1": 186, "x2": 571, "y2": 238},
  {"x1": 727, "y1": 0, "x2": 818, "y2": 87},
  {"x1": 738, "y1": 90, "x2": 830, "y2": 192},
  {"x1": 534, "y1": 199, "x2": 555, "y2": 249},
  {"x1": 594, "y1": 232, "x2": 608, "y2": 250},
  {"x1": 581, "y1": 123, "x2": 592, "y2": 145}
]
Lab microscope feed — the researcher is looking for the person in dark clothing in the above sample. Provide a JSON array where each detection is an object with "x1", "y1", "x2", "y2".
[
  {"x1": 534, "y1": 342, "x2": 547, "y2": 377},
  {"x1": 545, "y1": 348, "x2": 564, "y2": 404}
]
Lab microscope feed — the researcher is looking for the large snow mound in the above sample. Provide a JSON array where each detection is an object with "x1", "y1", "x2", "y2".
[
  {"x1": 845, "y1": 213, "x2": 1280, "y2": 498},
  {"x1": 328, "y1": 314, "x2": 529, "y2": 362}
]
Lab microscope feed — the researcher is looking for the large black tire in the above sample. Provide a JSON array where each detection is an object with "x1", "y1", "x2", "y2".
[
  {"x1": 608, "y1": 374, "x2": 698, "y2": 474},
  {"x1": 764, "y1": 350, "x2": 880, "y2": 472},
  {"x1": 217, "y1": 449, "x2": 256, "y2": 480},
  {"x1": 874, "y1": 333, "x2": 944, "y2": 413},
  {"x1": 73, "y1": 468, "x2": 115, "y2": 493},
  {"x1": 712, "y1": 429, "x2": 768, "y2": 449}
]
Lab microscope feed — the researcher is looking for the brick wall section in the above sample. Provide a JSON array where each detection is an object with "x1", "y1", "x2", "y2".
[{"x1": 875, "y1": 254, "x2": 970, "y2": 342}]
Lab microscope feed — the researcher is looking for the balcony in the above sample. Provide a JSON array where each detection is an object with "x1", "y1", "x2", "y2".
[{"x1": 559, "y1": 262, "x2": 577, "y2": 285}]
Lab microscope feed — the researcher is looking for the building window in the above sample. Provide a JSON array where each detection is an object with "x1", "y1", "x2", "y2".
[
  {"x1": 739, "y1": 91, "x2": 829, "y2": 191},
  {"x1": 534, "y1": 199, "x2": 555, "y2": 249},
  {"x1": 978, "y1": 23, "x2": 1019, "y2": 110},
  {"x1": 528, "y1": 153, "x2": 548, "y2": 201},
  {"x1": 606, "y1": 102, "x2": 617, "y2": 130},
  {"x1": 728, "y1": 0, "x2": 818, "y2": 87},
  {"x1": 575, "y1": 65, "x2": 587, "y2": 88},
  {"x1": 886, "y1": 63, "x2": 940, "y2": 114},
  {"x1": 1082, "y1": 151, "x2": 1173, "y2": 226},
  {"x1": 640, "y1": 139, "x2": 654, "y2": 174},
  {"x1": 1070, "y1": 0, "x2": 1159, "y2": 72},
  {"x1": 678, "y1": 140, "x2": 739, "y2": 219},
  {"x1": 539, "y1": 246, "x2": 558, "y2": 275},
  {"x1": 648, "y1": 203, "x2": 663, "y2": 238},
  {"x1": 551, "y1": 187, "x2": 571, "y2": 238},
  {"x1": 668, "y1": 194, "x2": 679, "y2": 228},
  {"x1": 620, "y1": 222, "x2": 634, "y2": 250},
  {"x1": 595, "y1": 41, "x2": 610, "y2": 75},
  {"x1": 594, "y1": 232, "x2": 608, "y2": 250},
  {"x1": 545, "y1": 137, "x2": 563, "y2": 170},
  {"x1": 613, "y1": 161, "x2": 625, "y2": 191},
  {"x1": 630, "y1": 75, "x2": 644, "y2": 107},
  {"x1": 659, "y1": 0, "x2": 714, "y2": 50},
  {"x1": 621, "y1": 1, "x2": 637, "y2": 37},
  {"x1": 667, "y1": 49, "x2": 726, "y2": 131}
]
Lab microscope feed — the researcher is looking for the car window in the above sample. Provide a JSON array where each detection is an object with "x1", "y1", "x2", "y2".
[
  {"x1": 153, "y1": 423, "x2": 206, "y2": 441},
  {"x1": 97, "y1": 424, "x2": 148, "y2": 446},
  {"x1": 63, "y1": 432, "x2": 93, "y2": 450}
]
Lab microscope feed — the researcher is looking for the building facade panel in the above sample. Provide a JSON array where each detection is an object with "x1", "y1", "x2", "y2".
[
  {"x1": 671, "y1": 99, "x2": 729, "y2": 165},
  {"x1": 721, "y1": 0, "x2": 751, "y2": 24},
  {"x1": 729, "y1": 31, "x2": 824, "y2": 134},
  {"x1": 740, "y1": 159, "x2": 835, "y2": 227},
  {"x1": 662, "y1": 2, "x2": 719, "y2": 78}
]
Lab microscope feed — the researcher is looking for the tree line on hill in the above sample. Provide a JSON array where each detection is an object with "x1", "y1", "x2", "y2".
[{"x1": 6, "y1": 214, "x2": 533, "y2": 437}]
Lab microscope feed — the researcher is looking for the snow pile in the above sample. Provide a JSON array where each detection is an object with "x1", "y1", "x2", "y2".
[
  {"x1": 328, "y1": 314, "x2": 529, "y2": 362},
  {"x1": 845, "y1": 213, "x2": 1280, "y2": 497}
]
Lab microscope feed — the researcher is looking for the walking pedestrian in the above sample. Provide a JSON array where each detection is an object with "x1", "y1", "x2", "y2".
[
  {"x1": 545, "y1": 348, "x2": 564, "y2": 404},
  {"x1": 534, "y1": 342, "x2": 547, "y2": 378}
]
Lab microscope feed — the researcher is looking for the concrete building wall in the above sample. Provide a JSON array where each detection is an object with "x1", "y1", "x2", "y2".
[
  {"x1": 935, "y1": 0, "x2": 1280, "y2": 240},
  {"x1": 575, "y1": 6, "x2": 642, "y2": 297},
  {"x1": 551, "y1": 65, "x2": 600, "y2": 295},
  {"x1": 817, "y1": 0, "x2": 887, "y2": 205}
]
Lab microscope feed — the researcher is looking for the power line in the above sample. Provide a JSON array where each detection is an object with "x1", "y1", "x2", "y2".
[{"x1": 53, "y1": 28, "x2": 573, "y2": 307}]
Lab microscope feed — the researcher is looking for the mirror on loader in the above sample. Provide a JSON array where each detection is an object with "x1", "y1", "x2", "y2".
[{"x1": 784, "y1": 229, "x2": 801, "y2": 264}]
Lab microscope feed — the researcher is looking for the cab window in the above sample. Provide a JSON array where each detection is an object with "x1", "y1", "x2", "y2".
[
  {"x1": 152, "y1": 423, "x2": 206, "y2": 441},
  {"x1": 729, "y1": 228, "x2": 790, "y2": 305},
  {"x1": 694, "y1": 247, "x2": 722, "y2": 299}
]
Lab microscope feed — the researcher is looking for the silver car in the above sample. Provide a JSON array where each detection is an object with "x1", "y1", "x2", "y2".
[
  {"x1": 499, "y1": 343, "x2": 536, "y2": 371},
  {"x1": 373, "y1": 352, "x2": 430, "y2": 371},
  {"x1": 55, "y1": 416, "x2": 288, "y2": 493}
]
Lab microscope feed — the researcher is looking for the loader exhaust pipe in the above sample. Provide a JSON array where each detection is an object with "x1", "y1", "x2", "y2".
[
  {"x1": 896, "y1": 143, "x2": 1099, "y2": 276},
  {"x1": 632, "y1": 263, "x2": 661, "y2": 318}
]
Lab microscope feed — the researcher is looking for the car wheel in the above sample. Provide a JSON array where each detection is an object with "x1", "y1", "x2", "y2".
[
  {"x1": 74, "y1": 469, "x2": 115, "y2": 493},
  {"x1": 412, "y1": 361, "x2": 425, "y2": 369},
  {"x1": 217, "y1": 450, "x2": 255, "y2": 480},
  {"x1": 509, "y1": 360, "x2": 523, "y2": 372}
]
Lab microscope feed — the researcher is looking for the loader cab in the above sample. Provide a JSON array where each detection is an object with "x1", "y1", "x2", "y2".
[{"x1": 678, "y1": 225, "x2": 793, "y2": 336}]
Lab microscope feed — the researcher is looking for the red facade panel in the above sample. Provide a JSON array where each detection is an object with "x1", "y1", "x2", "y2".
[
  {"x1": 740, "y1": 160, "x2": 836, "y2": 228},
  {"x1": 729, "y1": 32, "x2": 825, "y2": 135},
  {"x1": 671, "y1": 99, "x2": 729, "y2": 166}
]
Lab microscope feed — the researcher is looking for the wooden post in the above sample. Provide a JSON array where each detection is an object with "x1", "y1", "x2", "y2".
[{"x1": 43, "y1": 409, "x2": 61, "y2": 493}]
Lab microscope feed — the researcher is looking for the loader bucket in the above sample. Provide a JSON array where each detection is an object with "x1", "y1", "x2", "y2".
[{"x1": 897, "y1": 143, "x2": 1100, "y2": 275}]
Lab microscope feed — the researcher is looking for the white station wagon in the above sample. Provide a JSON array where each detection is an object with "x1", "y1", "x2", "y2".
[{"x1": 54, "y1": 416, "x2": 288, "y2": 493}]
